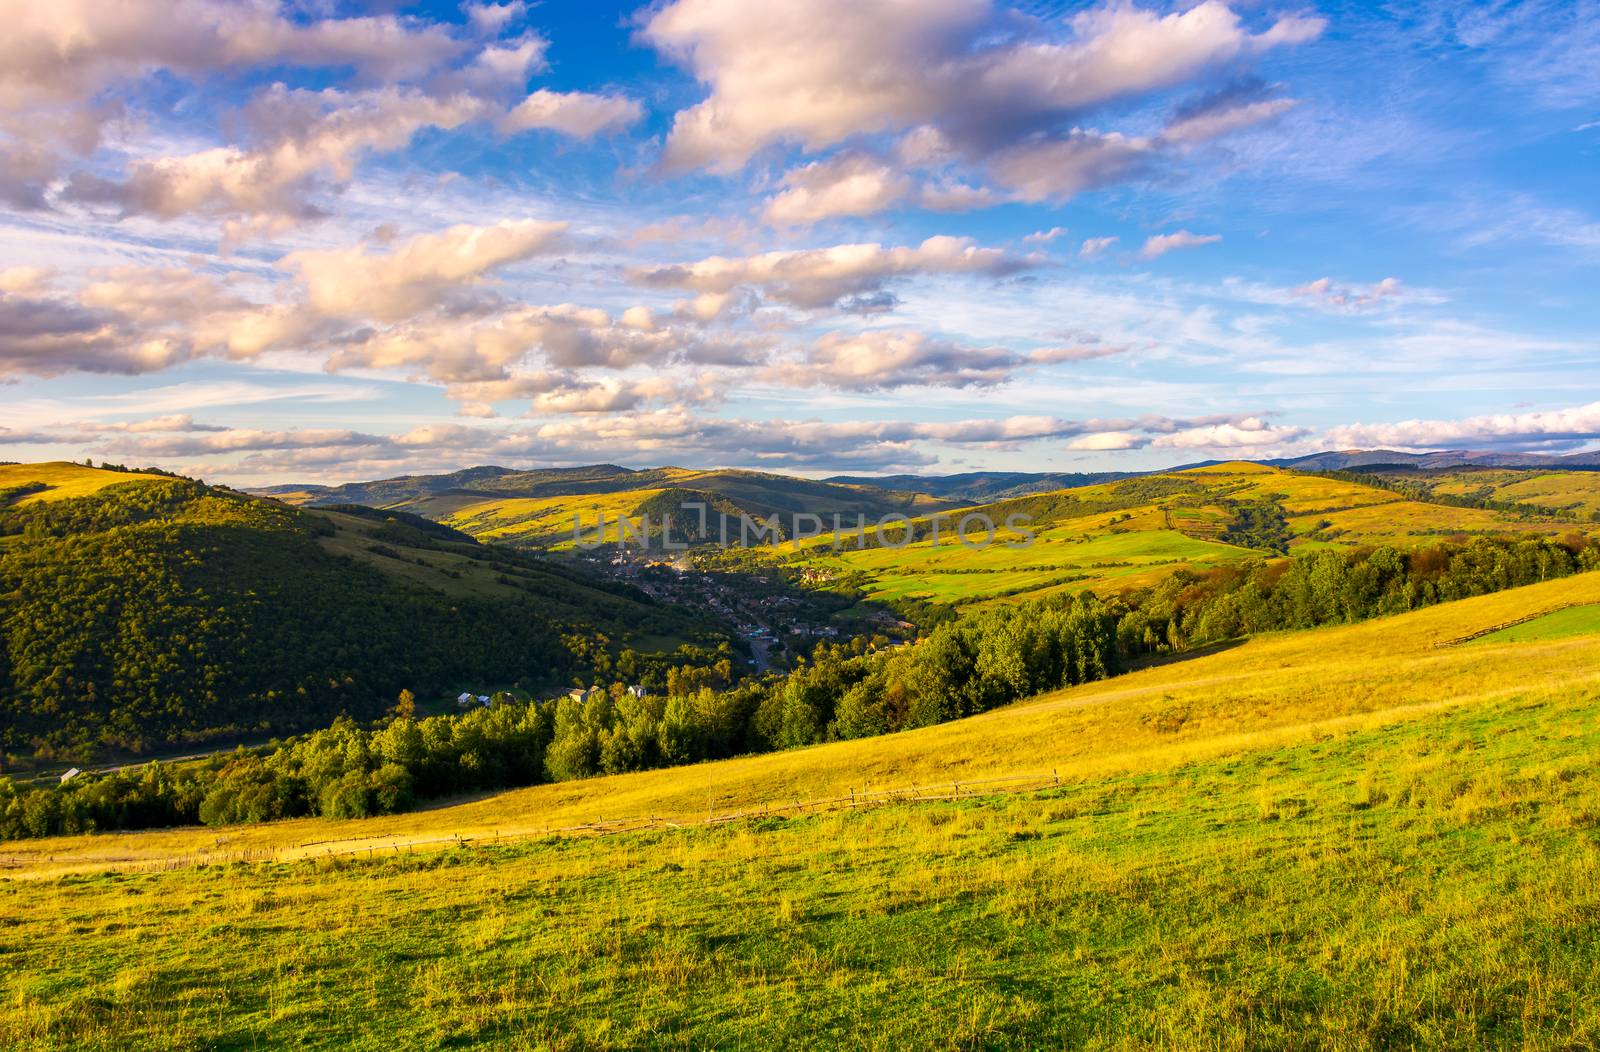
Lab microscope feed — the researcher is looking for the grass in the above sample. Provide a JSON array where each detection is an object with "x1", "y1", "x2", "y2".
[
  {"x1": 9, "y1": 571, "x2": 1600, "y2": 872},
  {"x1": 6, "y1": 578, "x2": 1600, "y2": 1047},
  {"x1": 5, "y1": 587, "x2": 1600, "y2": 1046},
  {"x1": 1417, "y1": 469, "x2": 1600, "y2": 518},
  {"x1": 785, "y1": 463, "x2": 1590, "y2": 607},
  {"x1": 1468, "y1": 603, "x2": 1600, "y2": 645},
  {"x1": 0, "y1": 462, "x2": 169, "y2": 505}
]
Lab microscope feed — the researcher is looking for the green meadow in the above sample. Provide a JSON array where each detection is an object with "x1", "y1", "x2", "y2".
[
  {"x1": 1469, "y1": 603, "x2": 1600, "y2": 645},
  {"x1": 5, "y1": 673, "x2": 1600, "y2": 1050},
  {"x1": 6, "y1": 574, "x2": 1600, "y2": 1048}
]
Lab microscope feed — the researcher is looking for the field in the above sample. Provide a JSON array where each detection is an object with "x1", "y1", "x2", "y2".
[
  {"x1": 1468, "y1": 603, "x2": 1600, "y2": 645},
  {"x1": 1390, "y1": 468, "x2": 1600, "y2": 519},
  {"x1": 0, "y1": 462, "x2": 169, "y2": 505},
  {"x1": 409, "y1": 488, "x2": 671, "y2": 549},
  {"x1": 351, "y1": 468, "x2": 957, "y2": 550},
  {"x1": 4, "y1": 573, "x2": 1600, "y2": 1047},
  {"x1": 784, "y1": 463, "x2": 1586, "y2": 606}
]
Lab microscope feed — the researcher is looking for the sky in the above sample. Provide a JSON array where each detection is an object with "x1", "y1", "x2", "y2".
[{"x1": 0, "y1": 0, "x2": 1597, "y2": 486}]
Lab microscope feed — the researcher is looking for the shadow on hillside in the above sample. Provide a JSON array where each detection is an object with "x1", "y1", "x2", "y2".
[{"x1": 1124, "y1": 637, "x2": 1248, "y2": 673}]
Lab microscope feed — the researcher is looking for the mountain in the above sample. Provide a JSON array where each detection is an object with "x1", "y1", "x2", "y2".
[
  {"x1": 1271, "y1": 448, "x2": 1600, "y2": 471},
  {"x1": 258, "y1": 464, "x2": 960, "y2": 547},
  {"x1": 791, "y1": 461, "x2": 1594, "y2": 608},
  {"x1": 825, "y1": 470, "x2": 1137, "y2": 502},
  {"x1": 0, "y1": 463, "x2": 724, "y2": 758}
]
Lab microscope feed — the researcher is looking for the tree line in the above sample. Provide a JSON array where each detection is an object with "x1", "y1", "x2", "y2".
[{"x1": 3, "y1": 532, "x2": 1596, "y2": 840}]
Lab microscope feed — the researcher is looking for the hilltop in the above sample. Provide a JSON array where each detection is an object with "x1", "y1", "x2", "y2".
[
  {"x1": 258, "y1": 464, "x2": 957, "y2": 548},
  {"x1": 783, "y1": 461, "x2": 1593, "y2": 607},
  {"x1": 0, "y1": 465, "x2": 727, "y2": 760}
]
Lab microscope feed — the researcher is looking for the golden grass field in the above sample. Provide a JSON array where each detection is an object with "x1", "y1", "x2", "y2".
[
  {"x1": 5, "y1": 574, "x2": 1600, "y2": 1047},
  {"x1": 0, "y1": 461, "x2": 169, "y2": 504},
  {"x1": 784, "y1": 463, "x2": 1586, "y2": 605},
  {"x1": 9, "y1": 569, "x2": 1600, "y2": 880},
  {"x1": 1423, "y1": 468, "x2": 1600, "y2": 518}
]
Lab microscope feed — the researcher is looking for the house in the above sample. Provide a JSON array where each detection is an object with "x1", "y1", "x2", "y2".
[
  {"x1": 626, "y1": 684, "x2": 649, "y2": 698},
  {"x1": 59, "y1": 767, "x2": 81, "y2": 785},
  {"x1": 566, "y1": 688, "x2": 588, "y2": 703},
  {"x1": 456, "y1": 691, "x2": 476, "y2": 708}
]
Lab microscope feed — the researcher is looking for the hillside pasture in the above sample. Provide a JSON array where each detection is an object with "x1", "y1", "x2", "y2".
[
  {"x1": 6, "y1": 575, "x2": 1600, "y2": 1047},
  {"x1": 0, "y1": 462, "x2": 169, "y2": 505}
]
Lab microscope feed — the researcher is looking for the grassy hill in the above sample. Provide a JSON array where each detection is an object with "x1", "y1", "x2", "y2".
[
  {"x1": 4, "y1": 574, "x2": 1600, "y2": 1046},
  {"x1": 264, "y1": 465, "x2": 957, "y2": 549},
  {"x1": 0, "y1": 469, "x2": 724, "y2": 759},
  {"x1": 782, "y1": 462, "x2": 1592, "y2": 607},
  {"x1": 0, "y1": 461, "x2": 172, "y2": 507},
  {"x1": 1360, "y1": 466, "x2": 1600, "y2": 520},
  {"x1": 825, "y1": 469, "x2": 1136, "y2": 502},
  {"x1": 415, "y1": 474, "x2": 953, "y2": 549}
]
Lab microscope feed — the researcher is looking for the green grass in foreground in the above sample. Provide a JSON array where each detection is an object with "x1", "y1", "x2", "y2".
[
  {"x1": 4, "y1": 679, "x2": 1600, "y2": 1050},
  {"x1": 1469, "y1": 603, "x2": 1600, "y2": 646}
]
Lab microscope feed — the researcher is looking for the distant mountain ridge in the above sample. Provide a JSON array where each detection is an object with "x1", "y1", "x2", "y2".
[
  {"x1": 824, "y1": 470, "x2": 1137, "y2": 502},
  {"x1": 1266, "y1": 449, "x2": 1600, "y2": 471},
  {"x1": 252, "y1": 448, "x2": 1600, "y2": 517}
]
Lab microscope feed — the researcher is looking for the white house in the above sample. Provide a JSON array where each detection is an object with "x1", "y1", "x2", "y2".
[
  {"x1": 626, "y1": 684, "x2": 649, "y2": 698},
  {"x1": 456, "y1": 691, "x2": 476, "y2": 708},
  {"x1": 59, "y1": 767, "x2": 81, "y2": 784}
]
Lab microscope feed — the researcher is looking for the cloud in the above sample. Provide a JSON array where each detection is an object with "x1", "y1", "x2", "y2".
[
  {"x1": 1024, "y1": 226, "x2": 1069, "y2": 244},
  {"x1": 63, "y1": 86, "x2": 488, "y2": 232},
  {"x1": 0, "y1": 0, "x2": 466, "y2": 209},
  {"x1": 643, "y1": 0, "x2": 1322, "y2": 173},
  {"x1": 781, "y1": 329, "x2": 1026, "y2": 390},
  {"x1": 466, "y1": 2, "x2": 529, "y2": 36},
  {"x1": 1027, "y1": 343, "x2": 1131, "y2": 364},
  {"x1": 917, "y1": 181, "x2": 999, "y2": 212},
  {"x1": 500, "y1": 89, "x2": 644, "y2": 138},
  {"x1": 1150, "y1": 417, "x2": 1306, "y2": 448},
  {"x1": 281, "y1": 218, "x2": 568, "y2": 321},
  {"x1": 762, "y1": 153, "x2": 911, "y2": 226},
  {"x1": 985, "y1": 130, "x2": 1157, "y2": 202},
  {"x1": 1139, "y1": 230, "x2": 1222, "y2": 259},
  {"x1": 1163, "y1": 96, "x2": 1299, "y2": 146},
  {"x1": 1079, "y1": 236, "x2": 1118, "y2": 258},
  {"x1": 0, "y1": 1, "x2": 461, "y2": 112},
  {"x1": 630, "y1": 235, "x2": 1028, "y2": 313},
  {"x1": 0, "y1": 288, "x2": 189, "y2": 377},
  {"x1": 1292, "y1": 276, "x2": 1405, "y2": 311},
  {"x1": 1325, "y1": 401, "x2": 1600, "y2": 452}
]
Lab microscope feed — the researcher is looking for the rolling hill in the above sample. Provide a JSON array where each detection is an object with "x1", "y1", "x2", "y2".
[
  {"x1": 5, "y1": 572, "x2": 1600, "y2": 1046},
  {"x1": 1355, "y1": 466, "x2": 1600, "y2": 520},
  {"x1": 781, "y1": 461, "x2": 1594, "y2": 607},
  {"x1": 0, "y1": 466, "x2": 726, "y2": 759},
  {"x1": 824, "y1": 469, "x2": 1135, "y2": 502},
  {"x1": 260, "y1": 464, "x2": 958, "y2": 548}
]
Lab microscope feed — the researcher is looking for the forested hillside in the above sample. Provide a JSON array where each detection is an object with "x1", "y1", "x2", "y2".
[{"x1": 0, "y1": 474, "x2": 722, "y2": 760}]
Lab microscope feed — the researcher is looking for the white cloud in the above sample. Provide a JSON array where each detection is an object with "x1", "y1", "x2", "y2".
[
  {"x1": 1079, "y1": 236, "x2": 1118, "y2": 258},
  {"x1": 500, "y1": 89, "x2": 644, "y2": 138},
  {"x1": 64, "y1": 86, "x2": 488, "y2": 231},
  {"x1": 1024, "y1": 226, "x2": 1069, "y2": 244},
  {"x1": 781, "y1": 329, "x2": 1025, "y2": 389},
  {"x1": 1292, "y1": 276, "x2": 1404, "y2": 311},
  {"x1": 630, "y1": 235, "x2": 1027, "y2": 313},
  {"x1": 643, "y1": 0, "x2": 1322, "y2": 173},
  {"x1": 281, "y1": 218, "x2": 567, "y2": 321},
  {"x1": 1326, "y1": 401, "x2": 1600, "y2": 452},
  {"x1": 762, "y1": 153, "x2": 911, "y2": 226},
  {"x1": 1139, "y1": 230, "x2": 1222, "y2": 259}
]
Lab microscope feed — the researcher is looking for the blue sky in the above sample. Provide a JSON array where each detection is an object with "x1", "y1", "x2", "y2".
[{"x1": 0, "y1": 0, "x2": 1596, "y2": 484}]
